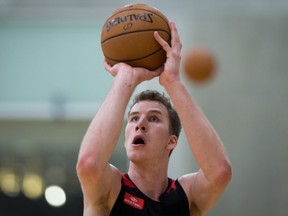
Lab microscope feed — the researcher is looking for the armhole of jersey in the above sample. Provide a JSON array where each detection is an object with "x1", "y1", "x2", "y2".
[
  {"x1": 175, "y1": 179, "x2": 190, "y2": 211},
  {"x1": 109, "y1": 173, "x2": 126, "y2": 216}
]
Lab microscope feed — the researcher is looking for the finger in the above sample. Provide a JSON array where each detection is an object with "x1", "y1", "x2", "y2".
[
  {"x1": 103, "y1": 59, "x2": 118, "y2": 76},
  {"x1": 145, "y1": 69, "x2": 161, "y2": 80},
  {"x1": 154, "y1": 31, "x2": 171, "y2": 53},
  {"x1": 103, "y1": 59, "x2": 112, "y2": 71},
  {"x1": 153, "y1": 65, "x2": 164, "y2": 74},
  {"x1": 169, "y1": 21, "x2": 182, "y2": 51}
]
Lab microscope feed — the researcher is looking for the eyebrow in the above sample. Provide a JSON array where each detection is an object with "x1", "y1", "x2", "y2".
[{"x1": 129, "y1": 110, "x2": 163, "y2": 116}]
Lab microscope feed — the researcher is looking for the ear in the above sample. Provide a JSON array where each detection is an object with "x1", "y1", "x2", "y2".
[{"x1": 166, "y1": 135, "x2": 178, "y2": 151}]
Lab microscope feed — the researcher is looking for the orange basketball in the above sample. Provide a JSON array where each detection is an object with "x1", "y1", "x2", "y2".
[
  {"x1": 183, "y1": 47, "x2": 216, "y2": 83},
  {"x1": 101, "y1": 3, "x2": 171, "y2": 70}
]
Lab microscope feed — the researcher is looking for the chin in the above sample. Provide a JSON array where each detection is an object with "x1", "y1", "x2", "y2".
[{"x1": 127, "y1": 152, "x2": 147, "y2": 163}]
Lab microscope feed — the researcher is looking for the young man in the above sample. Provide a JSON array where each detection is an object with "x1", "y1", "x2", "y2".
[{"x1": 77, "y1": 22, "x2": 232, "y2": 216}]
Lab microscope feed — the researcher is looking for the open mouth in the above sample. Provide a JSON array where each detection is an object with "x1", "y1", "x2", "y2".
[{"x1": 132, "y1": 136, "x2": 145, "y2": 145}]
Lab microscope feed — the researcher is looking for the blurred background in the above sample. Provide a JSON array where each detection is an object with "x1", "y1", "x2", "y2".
[{"x1": 1, "y1": 0, "x2": 288, "y2": 215}]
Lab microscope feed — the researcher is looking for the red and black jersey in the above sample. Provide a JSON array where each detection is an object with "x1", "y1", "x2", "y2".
[{"x1": 110, "y1": 173, "x2": 190, "y2": 216}]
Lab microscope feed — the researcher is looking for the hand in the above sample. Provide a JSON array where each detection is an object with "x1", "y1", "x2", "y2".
[
  {"x1": 103, "y1": 60, "x2": 162, "y2": 87},
  {"x1": 154, "y1": 21, "x2": 182, "y2": 87}
]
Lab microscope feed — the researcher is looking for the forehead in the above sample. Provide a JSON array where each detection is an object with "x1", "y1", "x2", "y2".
[{"x1": 130, "y1": 100, "x2": 168, "y2": 116}]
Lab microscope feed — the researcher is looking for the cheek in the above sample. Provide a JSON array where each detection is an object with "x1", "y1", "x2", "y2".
[
  {"x1": 153, "y1": 126, "x2": 170, "y2": 141},
  {"x1": 124, "y1": 125, "x2": 132, "y2": 145}
]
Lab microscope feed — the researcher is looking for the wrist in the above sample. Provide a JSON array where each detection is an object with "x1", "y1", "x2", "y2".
[
  {"x1": 162, "y1": 77, "x2": 182, "y2": 89},
  {"x1": 114, "y1": 75, "x2": 137, "y2": 90},
  {"x1": 164, "y1": 79, "x2": 185, "y2": 95}
]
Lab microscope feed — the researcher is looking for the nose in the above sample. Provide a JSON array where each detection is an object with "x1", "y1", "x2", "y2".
[
  {"x1": 136, "y1": 125, "x2": 146, "y2": 132},
  {"x1": 135, "y1": 118, "x2": 146, "y2": 132}
]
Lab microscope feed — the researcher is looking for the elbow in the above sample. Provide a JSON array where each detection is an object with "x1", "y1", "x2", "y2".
[
  {"x1": 76, "y1": 156, "x2": 92, "y2": 176},
  {"x1": 76, "y1": 156, "x2": 87, "y2": 172},
  {"x1": 214, "y1": 160, "x2": 232, "y2": 188},
  {"x1": 76, "y1": 155, "x2": 100, "y2": 180}
]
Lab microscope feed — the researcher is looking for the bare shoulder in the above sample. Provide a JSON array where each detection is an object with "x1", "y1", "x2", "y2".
[
  {"x1": 178, "y1": 173, "x2": 196, "y2": 201},
  {"x1": 178, "y1": 168, "x2": 230, "y2": 215},
  {"x1": 178, "y1": 173, "x2": 206, "y2": 216}
]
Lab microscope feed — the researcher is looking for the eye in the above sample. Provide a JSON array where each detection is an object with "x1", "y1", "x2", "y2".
[
  {"x1": 129, "y1": 116, "x2": 139, "y2": 122},
  {"x1": 149, "y1": 116, "x2": 159, "y2": 122}
]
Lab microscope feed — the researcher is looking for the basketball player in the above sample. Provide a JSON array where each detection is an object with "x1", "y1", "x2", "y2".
[{"x1": 77, "y1": 22, "x2": 232, "y2": 216}]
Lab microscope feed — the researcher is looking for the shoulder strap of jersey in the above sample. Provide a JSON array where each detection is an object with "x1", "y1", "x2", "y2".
[{"x1": 121, "y1": 173, "x2": 136, "y2": 188}]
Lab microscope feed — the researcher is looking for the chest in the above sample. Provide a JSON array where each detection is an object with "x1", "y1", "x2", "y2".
[{"x1": 110, "y1": 185, "x2": 189, "y2": 216}]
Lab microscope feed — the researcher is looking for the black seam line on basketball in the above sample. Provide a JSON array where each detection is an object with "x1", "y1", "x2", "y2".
[
  {"x1": 105, "y1": 47, "x2": 164, "y2": 62},
  {"x1": 105, "y1": 8, "x2": 169, "y2": 27},
  {"x1": 101, "y1": 29, "x2": 170, "y2": 44}
]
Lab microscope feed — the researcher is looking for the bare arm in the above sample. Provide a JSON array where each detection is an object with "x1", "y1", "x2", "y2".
[
  {"x1": 155, "y1": 22, "x2": 232, "y2": 213},
  {"x1": 167, "y1": 81, "x2": 231, "y2": 212},
  {"x1": 76, "y1": 62, "x2": 161, "y2": 213}
]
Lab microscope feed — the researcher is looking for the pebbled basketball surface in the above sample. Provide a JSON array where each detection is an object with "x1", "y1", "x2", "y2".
[{"x1": 101, "y1": 4, "x2": 171, "y2": 70}]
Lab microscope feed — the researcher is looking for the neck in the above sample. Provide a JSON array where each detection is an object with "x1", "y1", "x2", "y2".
[{"x1": 128, "y1": 161, "x2": 169, "y2": 201}]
